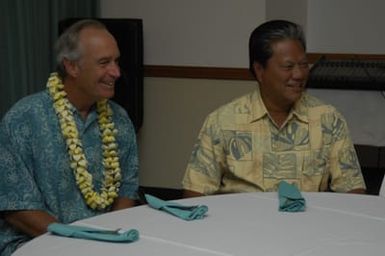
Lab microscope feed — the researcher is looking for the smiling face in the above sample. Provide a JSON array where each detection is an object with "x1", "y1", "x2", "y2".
[
  {"x1": 65, "y1": 27, "x2": 121, "y2": 108},
  {"x1": 254, "y1": 39, "x2": 309, "y2": 112}
]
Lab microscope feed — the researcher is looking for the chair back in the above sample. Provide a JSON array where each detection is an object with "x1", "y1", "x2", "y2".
[{"x1": 380, "y1": 177, "x2": 385, "y2": 197}]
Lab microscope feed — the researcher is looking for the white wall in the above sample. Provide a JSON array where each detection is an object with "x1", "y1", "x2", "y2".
[
  {"x1": 102, "y1": 0, "x2": 385, "y2": 65},
  {"x1": 307, "y1": 0, "x2": 385, "y2": 54},
  {"x1": 101, "y1": 0, "x2": 265, "y2": 67},
  {"x1": 101, "y1": 0, "x2": 385, "y2": 188},
  {"x1": 137, "y1": 78, "x2": 255, "y2": 188},
  {"x1": 266, "y1": 0, "x2": 307, "y2": 32},
  {"x1": 101, "y1": 0, "x2": 264, "y2": 188}
]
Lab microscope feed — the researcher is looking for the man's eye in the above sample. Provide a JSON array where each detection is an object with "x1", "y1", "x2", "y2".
[
  {"x1": 299, "y1": 62, "x2": 309, "y2": 68},
  {"x1": 282, "y1": 64, "x2": 294, "y2": 70},
  {"x1": 98, "y1": 59, "x2": 110, "y2": 66}
]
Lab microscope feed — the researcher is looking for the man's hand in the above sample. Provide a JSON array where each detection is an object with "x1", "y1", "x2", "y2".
[
  {"x1": 347, "y1": 188, "x2": 366, "y2": 194},
  {"x1": 183, "y1": 189, "x2": 204, "y2": 198},
  {"x1": 112, "y1": 197, "x2": 137, "y2": 210}
]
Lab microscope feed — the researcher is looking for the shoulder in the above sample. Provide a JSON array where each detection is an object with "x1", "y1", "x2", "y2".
[
  {"x1": 196, "y1": 91, "x2": 257, "y2": 133},
  {"x1": 300, "y1": 93, "x2": 349, "y2": 133},
  {"x1": 300, "y1": 93, "x2": 343, "y2": 117},
  {"x1": 207, "y1": 91, "x2": 255, "y2": 120},
  {"x1": 0, "y1": 91, "x2": 53, "y2": 145},
  {"x1": 1, "y1": 91, "x2": 50, "y2": 125},
  {"x1": 300, "y1": 93, "x2": 329, "y2": 108}
]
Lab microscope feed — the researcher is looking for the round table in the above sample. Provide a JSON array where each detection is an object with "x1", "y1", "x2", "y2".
[{"x1": 12, "y1": 192, "x2": 385, "y2": 256}]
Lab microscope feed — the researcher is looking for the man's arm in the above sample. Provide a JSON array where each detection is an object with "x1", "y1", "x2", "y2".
[
  {"x1": 326, "y1": 111, "x2": 367, "y2": 194},
  {"x1": 182, "y1": 115, "x2": 225, "y2": 197},
  {"x1": 3, "y1": 210, "x2": 57, "y2": 237},
  {"x1": 347, "y1": 188, "x2": 366, "y2": 194}
]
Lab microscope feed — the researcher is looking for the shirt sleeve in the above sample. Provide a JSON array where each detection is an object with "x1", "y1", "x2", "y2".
[
  {"x1": 326, "y1": 111, "x2": 366, "y2": 192},
  {"x1": 182, "y1": 114, "x2": 225, "y2": 195},
  {"x1": 0, "y1": 114, "x2": 46, "y2": 212}
]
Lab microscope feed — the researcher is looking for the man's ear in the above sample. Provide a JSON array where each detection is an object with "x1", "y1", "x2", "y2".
[
  {"x1": 253, "y1": 62, "x2": 263, "y2": 83},
  {"x1": 63, "y1": 58, "x2": 79, "y2": 78}
]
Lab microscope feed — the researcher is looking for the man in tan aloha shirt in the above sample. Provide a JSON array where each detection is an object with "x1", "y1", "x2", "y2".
[{"x1": 182, "y1": 20, "x2": 366, "y2": 197}]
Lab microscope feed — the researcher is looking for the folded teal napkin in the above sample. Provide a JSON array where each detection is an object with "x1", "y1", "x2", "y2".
[
  {"x1": 144, "y1": 194, "x2": 208, "y2": 220},
  {"x1": 47, "y1": 223, "x2": 139, "y2": 242},
  {"x1": 278, "y1": 181, "x2": 306, "y2": 212}
]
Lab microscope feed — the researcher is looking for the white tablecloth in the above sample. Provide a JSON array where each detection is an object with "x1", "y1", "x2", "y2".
[{"x1": 12, "y1": 192, "x2": 385, "y2": 256}]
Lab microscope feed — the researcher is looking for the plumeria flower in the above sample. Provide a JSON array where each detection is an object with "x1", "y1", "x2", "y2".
[{"x1": 47, "y1": 73, "x2": 121, "y2": 210}]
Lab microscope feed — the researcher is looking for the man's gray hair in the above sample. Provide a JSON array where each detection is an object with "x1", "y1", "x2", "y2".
[{"x1": 55, "y1": 19, "x2": 106, "y2": 78}]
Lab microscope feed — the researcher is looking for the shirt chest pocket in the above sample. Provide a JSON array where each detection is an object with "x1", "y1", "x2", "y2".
[{"x1": 222, "y1": 130, "x2": 261, "y2": 180}]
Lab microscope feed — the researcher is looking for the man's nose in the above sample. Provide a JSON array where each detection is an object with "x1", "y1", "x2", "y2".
[
  {"x1": 109, "y1": 62, "x2": 121, "y2": 78},
  {"x1": 292, "y1": 64, "x2": 308, "y2": 80}
]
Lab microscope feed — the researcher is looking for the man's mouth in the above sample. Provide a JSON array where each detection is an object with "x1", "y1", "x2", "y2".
[
  {"x1": 287, "y1": 83, "x2": 304, "y2": 89},
  {"x1": 103, "y1": 81, "x2": 114, "y2": 88}
]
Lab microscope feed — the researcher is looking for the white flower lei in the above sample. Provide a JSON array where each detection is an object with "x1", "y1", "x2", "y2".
[{"x1": 47, "y1": 72, "x2": 121, "y2": 210}]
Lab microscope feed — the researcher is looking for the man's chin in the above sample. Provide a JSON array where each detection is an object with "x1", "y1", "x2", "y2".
[
  {"x1": 286, "y1": 91, "x2": 303, "y2": 104},
  {"x1": 287, "y1": 85, "x2": 304, "y2": 92},
  {"x1": 96, "y1": 95, "x2": 114, "y2": 103},
  {"x1": 100, "y1": 90, "x2": 115, "y2": 99}
]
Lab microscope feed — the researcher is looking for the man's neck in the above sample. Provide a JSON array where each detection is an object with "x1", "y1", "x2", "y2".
[
  {"x1": 63, "y1": 81, "x2": 94, "y2": 120},
  {"x1": 268, "y1": 110, "x2": 290, "y2": 128},
  {"x1": 261, "y1": 96, "x2": 293, "y2": 128}
]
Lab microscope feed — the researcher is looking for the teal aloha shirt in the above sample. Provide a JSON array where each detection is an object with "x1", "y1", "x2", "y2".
[{"x1": 0, "y1": 90, "x2": 139, "y2": 256}]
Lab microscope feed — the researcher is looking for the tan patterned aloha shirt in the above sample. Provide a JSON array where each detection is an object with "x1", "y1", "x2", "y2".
[{"x1": 182, "y1": 88, "x2": 365, "y2": 194}]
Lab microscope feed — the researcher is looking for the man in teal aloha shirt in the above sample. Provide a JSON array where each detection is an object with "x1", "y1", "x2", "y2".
[{"x1": 0, "y1": 19, "x2": 139, "y2": 255}]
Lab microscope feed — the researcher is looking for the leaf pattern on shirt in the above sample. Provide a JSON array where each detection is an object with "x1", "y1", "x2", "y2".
[
  {"x1": 271, "y1": 122, "x2": 309, "y2": 151},
  {"x1": 302, "y1": 149, "x2": 328, "y2": 176},
  {"x1": 223, "y1": 131, "x2": 252, "y2": 161},
  {"x1": 339, "y1": 147, "x2": 360, "y2": 172},
  {"x1": 263, "y1": 153, "x2": 297, "y2": 179},
  {"x1": 322, "y1": 112, "x2": 345, "y2": 144},
  {"x1": 190, "y1": 139, "x2": 220, "y2": 179}
]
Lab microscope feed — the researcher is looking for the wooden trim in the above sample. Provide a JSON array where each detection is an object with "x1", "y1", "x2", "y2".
[
  {"x1": 307, "y1": 53, "x2": 385, "y2": 63},
  {"x1": 144, "y1": 53, "x2": 385, "y2": 80},
  {"x1": 144, "y1": 65, "x2": 255, "y2": 80}
]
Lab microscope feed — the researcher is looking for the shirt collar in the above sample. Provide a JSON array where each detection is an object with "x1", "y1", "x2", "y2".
[
  {"x1": 250, "y1": 87, "x2": 269, "y2": 122},
  {"x1": 250, "y1": 87, "x2": 309, "y2": 124},
  {"x1": 291, "y1": 93, "x2": 309, "y2": 123}
]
